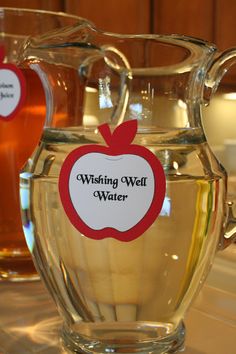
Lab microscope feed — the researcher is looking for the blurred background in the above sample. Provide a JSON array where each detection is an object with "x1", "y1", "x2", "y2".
[{"x1": 1, "y1": 0, "x2": 236, "y2": 174}]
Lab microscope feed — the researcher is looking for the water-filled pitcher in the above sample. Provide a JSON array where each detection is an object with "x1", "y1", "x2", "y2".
[{"x1": 19, "y1": 23, "x2": 236, "y2": 353}]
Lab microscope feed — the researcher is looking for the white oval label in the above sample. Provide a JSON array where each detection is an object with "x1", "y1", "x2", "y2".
[{"x1": 0, "y1": 46, "x2": 26, "y2": 121}]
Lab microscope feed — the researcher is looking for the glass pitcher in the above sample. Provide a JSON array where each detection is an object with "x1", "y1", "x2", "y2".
[
  {"x1": 19, "y1": 23, "x2": 236, "y2": 354},
  {"x1": 0, "y1": 7, "x2": 83, "y2": 282}
]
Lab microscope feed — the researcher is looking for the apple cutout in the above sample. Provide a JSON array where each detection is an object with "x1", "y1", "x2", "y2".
[
  {"x1": 0, "y1": 46, "x2": 26, "y2": 121},
  {"x1": 59, "y1": 120, "x2": 166, "y2": 242}
]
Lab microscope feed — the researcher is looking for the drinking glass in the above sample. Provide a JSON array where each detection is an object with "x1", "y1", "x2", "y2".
[
  {"x1": 19, "y1": 24, "x2": 236, "y2": 353},
  {"x1": 0, "y1": 7, "x2": 82, "y2": 281}
]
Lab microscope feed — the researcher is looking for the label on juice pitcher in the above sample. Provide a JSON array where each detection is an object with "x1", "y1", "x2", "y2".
[
  {"x1": 0, "y1": 46, "x2": 26, "y2": 121},
  {"x1": 59, "y1": 120, "x2": 166, "y2": 242}
]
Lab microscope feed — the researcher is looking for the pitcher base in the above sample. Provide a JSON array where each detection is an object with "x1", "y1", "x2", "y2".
[{"x1": 61, "y1": 321, "x2": 185, "y2": 354}]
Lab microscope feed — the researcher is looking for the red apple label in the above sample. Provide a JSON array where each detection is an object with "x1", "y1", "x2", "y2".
[
  {"x1": 59, "y1": 120, "x2": 166, "y2": 242},
  {"x1": 0, "y1": 46, "x2": 26, "y2": 121}
]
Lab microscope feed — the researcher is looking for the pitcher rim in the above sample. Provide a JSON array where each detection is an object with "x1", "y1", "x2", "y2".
[{"x1": 0, "y1": 6, "x2": 89, "y2": 23}]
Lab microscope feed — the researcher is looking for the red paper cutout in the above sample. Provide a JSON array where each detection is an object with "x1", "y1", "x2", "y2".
[{"x1": 59, "y1": 120, "x2": 166, "y2": 242}]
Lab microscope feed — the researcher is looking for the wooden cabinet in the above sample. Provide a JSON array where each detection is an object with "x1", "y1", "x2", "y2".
[
  {"x1": 152, "y1": 0, "x2": 236, "y2": 51},
  {"x1": 65, "y1": 0, "x2": 151, "y2": 34},
  {"x1": 0, "y1": 0, "x2": 150, "y2": 34},
  {"x1": 0, "y1": 0, "x2": 62, "y2": 11},
  {"x1": 153, "y1": 0, "x2": 214, "y2": 42},
  {"x1": 215, "y1": 0, "x2": 236, "y2": 49}
]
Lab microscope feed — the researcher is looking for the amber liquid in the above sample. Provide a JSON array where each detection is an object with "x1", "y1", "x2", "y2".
[{"x1": 0, "y1": 67, "x2": 46, "y2": 281}]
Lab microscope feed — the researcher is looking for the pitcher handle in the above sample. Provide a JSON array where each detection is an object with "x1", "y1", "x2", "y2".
[
  {"x1": 102, "y1": 45, "x2": 132, "y2": 125},
  {"x1": 79, "y1": 43, "x2": 132, "y2": 126},
  {"x1": 206, "y1": 47, "x2": 236, "y2": 248},
  {"x1": 205, "y1": 48, "x2": 236, "y2": 94}
]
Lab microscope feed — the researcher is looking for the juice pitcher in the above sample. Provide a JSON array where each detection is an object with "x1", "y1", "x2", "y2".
[
  {"x1": 0, "y1": 7, "x2": 82, "y2": 282},
  {"x1": 19, "y1": 24, "x2": 236, "y2": 354}
]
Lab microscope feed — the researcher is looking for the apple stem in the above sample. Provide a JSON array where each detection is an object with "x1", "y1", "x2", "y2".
[{"x1": 98, "y1": 123, "x2": 113, "y2": 146}]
